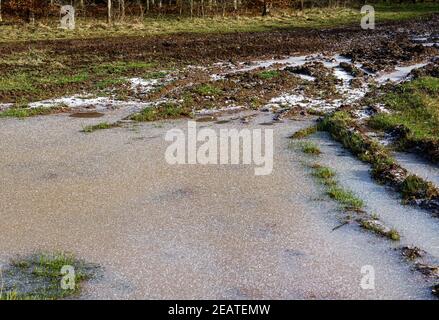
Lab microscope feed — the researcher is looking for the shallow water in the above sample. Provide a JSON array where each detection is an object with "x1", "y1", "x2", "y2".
[
  {"x1": 377, "y1": 63, "x2": 428, "y2": 83},
  {"x1": 308, "y1": 132, "x2": 439, "y2": 260},
  {"x1": 394, "y1": 151, "x2": 439, "y2": 188},
  {"x1": 0, "y1": 112, "x2": 433, "y2": 299}
]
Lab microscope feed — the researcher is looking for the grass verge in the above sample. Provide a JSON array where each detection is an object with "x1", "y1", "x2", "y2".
[
  {"x1": 368, "y1": 76, "x2": 439, "y2": 164},
  {"x1": 0, "y1": 105, "x2": 68, "y2": 118},
  {"x1": 1, "y1": 5, "x2": 438, "y2": 42}
]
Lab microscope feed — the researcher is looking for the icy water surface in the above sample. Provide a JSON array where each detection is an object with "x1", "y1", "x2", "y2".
[
  {"x1": 394, "y1": 151, "x2": 439, "y2": 188},
  {"x1": 308, "y1": 132, "x2": 439, "y2": 259},
  {"x1": 0, "y1": 112, "x2": 433, "y2": 299}
]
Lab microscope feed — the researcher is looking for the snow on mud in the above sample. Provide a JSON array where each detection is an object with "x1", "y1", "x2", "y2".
[
  {"x1": 377, "y1": 63, "x2": 428, "y2": 83},
  {"x1": 0, "y1": 34, "x2": 435, "y2": 121}
]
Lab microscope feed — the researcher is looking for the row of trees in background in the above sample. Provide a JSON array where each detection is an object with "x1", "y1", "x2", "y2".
[{"x1": 0, "y1": 0, "x2": 438, "y2": 23}]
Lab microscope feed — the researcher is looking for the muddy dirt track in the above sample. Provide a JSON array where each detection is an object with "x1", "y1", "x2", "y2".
[{"x1": 1, "y1": 14, "x2": 438, "y2": 64}]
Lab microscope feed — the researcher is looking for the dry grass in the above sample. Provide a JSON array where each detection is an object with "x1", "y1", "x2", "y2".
[{"x1": 1, "y1": 5, "x2": 437, "y2": 42}]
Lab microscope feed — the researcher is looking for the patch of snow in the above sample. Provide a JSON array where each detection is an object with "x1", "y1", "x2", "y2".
[
  {"x1": 0, "y1": 103, "x2": 14, "y2": 111},
  {"x1": 210, "y1": 74, "x2": 226, "y2": 81},
  {"x1": 295, "y1": 74, "x2": 316, "y2": 82},
  {"x1": 28, "y1": 95, "x2": 153, "y2": 113},
  {"x1": 266, "y1": 93, "x2": 341, "y2": 111},
  {"x1": 234, "y1": 55, "x2": 310, "y2": 73},
  {"x1": 129, "y1": 78, "x2": 161, "y2": 94},
  {"x1": 377, "y1": 63, "x2": 428, "y2": 83}
]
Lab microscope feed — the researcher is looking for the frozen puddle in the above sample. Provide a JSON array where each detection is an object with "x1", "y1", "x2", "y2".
[
  {"x1": 394, "y1": 152, "x2": 439, "y2": 188},
  {"x1": 1, "y1": 76, "x2": 171, "y2": 115},
  {"x1": 0, "y1": 113, "x2": 433, "y2": 299},
  {"x1": 266, "y1": 93, "x2": 343, "y2": 111},
  {"x1": 307, "y1": 132, "x2": 439, "y2": 259},
  {"x1": 234, "y1": 55, "x2": 309, "y2": 73},
  {"x1": 377, "y1": 63, "x2": 428, "y2": 83},
  {"x1": 28, "y1": 95, "x2": 152, "y2": 113}
]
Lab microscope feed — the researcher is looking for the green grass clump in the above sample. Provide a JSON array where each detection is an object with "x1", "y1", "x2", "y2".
[
  {"x1": 360, "y1": 220, "x2": 401, "y2": 241},
  {"x1": 0, "y1": 72, "x2": 37, "y2": 93},
  {"x1": 318, "y1": 109, "x2": 439, "y2": 211},
  {"x1": 0, "y1": 105, "x2": 67, "y2": 118},
  {"x1": 194, "y1": 84, "x2": 222, "y2": 96},
  {"x1": 143, "y1": 71, "x2": 168, "y2": 79},
  {"x1": 319, "y1": 111, "x2": 398, "y2": 181},
  {"x1": 94, "y1": 61, "x2": 156, "y2": 75},
  {"x1": 290, "y1": 125, "x2": 318, "y2": 139},
  {"x1": 131, "y1": 103, "x2": 191, "y2": 122},
  {"x1": 300, "y1": 141, "x2": 321, "y2": 155},
  {"x1": 312, "y1": 164, "x2": 336, "y2": 183},
  {"x1": 310, "y1": 163, "x2": 400, "y2": 240},
  {"x1": 311, "y1": 164, "x2": 363, "y2": 211},
  {"x1": 82, "y1": 122, "x2": 119, "y2": 133},
  {"x1": 327, "y1": 185, "x2": 364, "y2": 210},
  {"x1": 258, "y1": 70, "x2": 281, "y2": 79},
  {"x1": 368, "y1": 77, "x2": 439, "y2": 161},
  {"x1": 400, "y1": 174, "x2": 439, "y2": 201},
  {"x1": 0, "y1": 252, "x2": 98, "y2": 300},
  {"x1": 49, "y1": 72, "x2": 90, "y2": 85},
  {"x1": 95, "y1": 77, "x2": 127, "y2": 90}
]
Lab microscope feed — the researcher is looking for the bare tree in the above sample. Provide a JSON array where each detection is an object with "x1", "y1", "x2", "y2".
[
  {"x1": 120, "y1": 0, "x2": 125, "y2": 21},
  {"x1": 262, "y1": 0, "x2": 272, "y2": 16},
  {"x1": 107, "y1": 0, "x2": 112, "y2": 24}
]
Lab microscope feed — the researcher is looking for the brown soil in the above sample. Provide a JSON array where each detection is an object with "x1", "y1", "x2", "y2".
[
  {"x1": 1, "y1": 15, "x2": 438, "y2": 68},
  {"x1": 1, "y1": 15, "x2": 438, "y2": 104}
]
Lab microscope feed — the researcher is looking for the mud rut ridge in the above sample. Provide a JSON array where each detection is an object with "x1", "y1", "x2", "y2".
[{"x1": 1, "y1": 23, "x2": 439, "y2": 299}]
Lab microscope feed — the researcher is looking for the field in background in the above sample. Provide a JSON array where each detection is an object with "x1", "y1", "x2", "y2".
[{"x1": 0, "y1": 4, "x2": 438, "y2": 42}]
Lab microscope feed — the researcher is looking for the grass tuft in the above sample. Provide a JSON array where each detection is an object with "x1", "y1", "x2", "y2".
[
  {"x1": 131, "y1": 103, "x2": 191, "y2": 122},
  {"x1": 300, "y1": 141, "x2": 321, "y2": 155},
  {"x1": 327, "y1": 185, "x2": 364, "y2": 210},
  {"x1": 400, "y1": 174, "x2": 439, "y2": 201},
  {"x1": 360, "y1": 219, "x2": 401, "y2": 241},
  {"x1": 0, "y1": 252, "x2": 99, "y2": 300},
  {"x1": 258, "y1": 70, "x2": 281, "y2": 79},
  {"x1": 290, "y1": 125, "x2": 318, "y2": 139},
  {"x1": 82, "y1": 122, "x2": 120, "y2": 133},
  {"x1": 0, "y1": 105, "x2": 68, "y2": 118},
  {"x1": 310, "y1": 164, "x2": 363, "y2": 211},
  {"x1": 193, "y1": 84, "x2": 222, "y2": 96}
]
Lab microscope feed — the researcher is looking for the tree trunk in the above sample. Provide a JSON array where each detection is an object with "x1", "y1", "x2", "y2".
[
  {"x1": 0, "y1": 0, "x2": 2, "y2": 23},
  {"x1": 120, "y1": 0, "x2": 125, "y2": 21},
  {"x1": 262, "y1": 0, "x2": 271, "y2": 16},
  {"x1": 107, "y1": 0, "x2": 112, "y2": 24}
]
